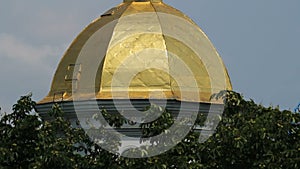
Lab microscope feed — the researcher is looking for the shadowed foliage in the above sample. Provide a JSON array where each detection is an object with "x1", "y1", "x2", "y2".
[{"x1": 0, "y1": 91, "x2": 299, "y2": 168}]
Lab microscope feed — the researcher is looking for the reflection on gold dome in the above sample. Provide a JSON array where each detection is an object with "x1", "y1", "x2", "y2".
[{"x1": 39, "y1": 0, "x2": 231, "y2": 104}]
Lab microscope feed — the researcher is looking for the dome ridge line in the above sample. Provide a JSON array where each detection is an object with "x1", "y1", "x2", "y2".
[{"x1": 149, "y1": 2, "x2": 172, "y2": 92}]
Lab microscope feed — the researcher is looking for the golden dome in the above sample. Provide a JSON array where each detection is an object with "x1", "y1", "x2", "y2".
[{"x1": 39, "y1": 0, "x2": 232, "y2": 104}]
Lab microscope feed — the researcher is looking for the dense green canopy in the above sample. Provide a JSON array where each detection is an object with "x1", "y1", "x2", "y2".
[{"x1": 0, "y1": 91, "x2": 299, "y2": 168}]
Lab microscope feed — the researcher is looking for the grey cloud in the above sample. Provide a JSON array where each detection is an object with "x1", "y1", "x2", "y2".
[{"x1": 0, "y1": 0, "x2": 300, "y2": 112}]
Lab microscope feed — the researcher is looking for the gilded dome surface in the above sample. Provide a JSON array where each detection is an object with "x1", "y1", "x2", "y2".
[{"x1": 39, "y1": 0, "x2": 232, "y2": 104}]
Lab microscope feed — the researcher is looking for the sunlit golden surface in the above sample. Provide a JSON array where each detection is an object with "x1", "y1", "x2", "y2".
[{"x1": 39, "y1": 0, "x2": 232, "y2": 104}]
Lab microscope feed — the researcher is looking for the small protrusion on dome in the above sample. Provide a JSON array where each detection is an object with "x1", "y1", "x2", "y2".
[{"x1": 124, "y1": 0, "x2": 162, "y2": 3}]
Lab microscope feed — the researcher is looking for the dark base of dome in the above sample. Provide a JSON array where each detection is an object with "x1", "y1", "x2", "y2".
[
  {"x1": 36, "y1": 99, "x2": 224, "y2": 138},
  {"x1": 36, "y1": 99, "x2": 224, "y2": 119}
]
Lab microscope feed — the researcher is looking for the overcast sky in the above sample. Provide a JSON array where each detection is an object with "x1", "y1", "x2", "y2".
[{"x1": 0, "y1": 0, "x2": 299, "y2": 113}]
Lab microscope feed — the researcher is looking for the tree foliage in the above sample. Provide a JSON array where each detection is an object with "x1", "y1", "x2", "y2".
[
  {"x1": 0, "y1": 95, "x2": 118, "y2": 169},
  {"x1": 0, "y1": 91, "x2": 299, "y2": 168}
]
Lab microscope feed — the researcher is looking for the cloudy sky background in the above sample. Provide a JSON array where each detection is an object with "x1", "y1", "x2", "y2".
[{"x1": 0, "y1": 0, "x2": 299, "y2": 113}]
